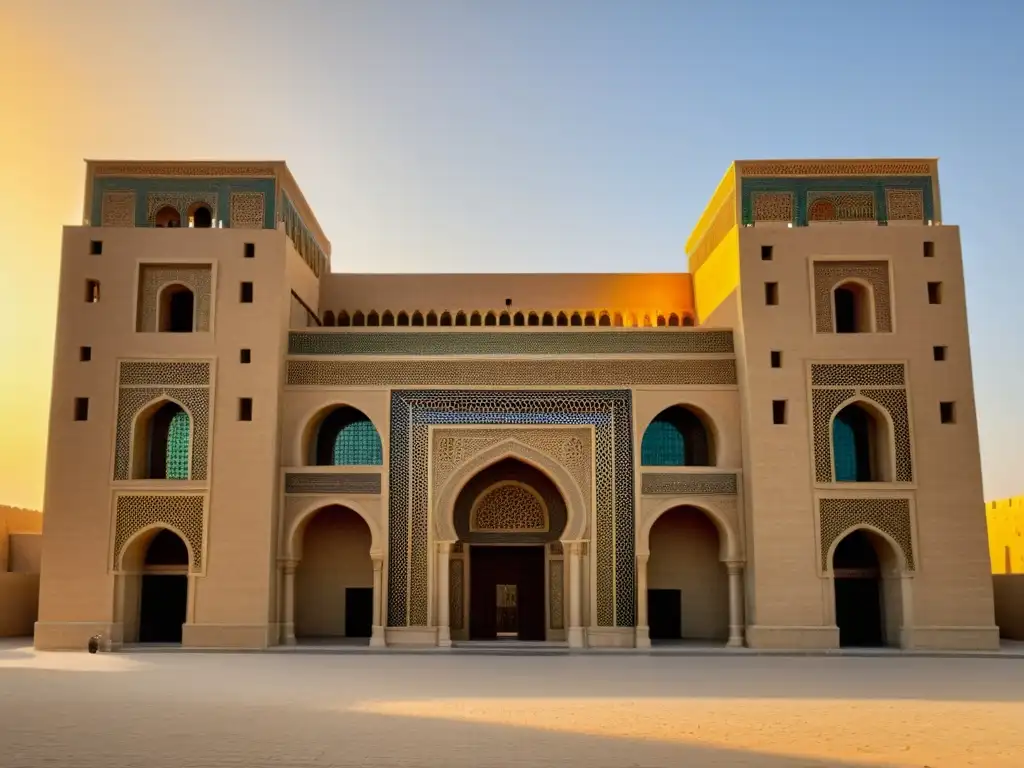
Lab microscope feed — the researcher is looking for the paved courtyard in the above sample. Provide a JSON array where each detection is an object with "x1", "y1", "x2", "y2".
[{"x1": 1, "y1": 641, "x2": 1022, "y2": 767}]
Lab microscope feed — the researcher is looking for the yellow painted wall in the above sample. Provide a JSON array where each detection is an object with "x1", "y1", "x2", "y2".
[
  {"x1": 986, "y1": 496, "x2": 1024, "y2": 574},
  {"x1": 692, "y1": 227, "x2": 740, "y2": 323}
]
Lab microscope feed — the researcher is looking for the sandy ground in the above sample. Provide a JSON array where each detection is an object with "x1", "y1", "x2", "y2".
[{"x1": 1, "y1": 642, "x2": 1023, "y2": 768}]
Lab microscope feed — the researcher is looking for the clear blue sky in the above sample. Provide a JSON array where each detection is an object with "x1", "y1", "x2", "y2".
[{"x1": 2, "y1": 0, "x2": 1022, "y2": 503}]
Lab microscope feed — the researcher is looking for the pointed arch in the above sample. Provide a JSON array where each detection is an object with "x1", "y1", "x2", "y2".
[
  {"x1": 499, "y1": 311, "x2": 512, "y2": 326},
  {"x1": 598, "y1": 312, "x2": 611, "y2": 327},
  {"x1": 302, "y1": 404, "x2": 384, "y2": 466},
  {"x1": 570, "y1": 312, "x2": 582, "y2": 326},
  {"x1": 322, "y1": 310, "x2": 336, "y2": 327},
  {"x1": 640, "y1": 404, "x2": 715, "y2": 466},
  {"x1": 131, "y1": 397, "x2": 192, "y2": 480},
  {"x1": 285, "y1": 498, "x2": 383, "y2": 562},
  {"x1": 527, "y1": 312, "x2": 540, "y2": 326},
  {"x1": 831, "y1": 398, "x2": 894, "y2": 482},
  {"x1": 434, "y1": 438, "x2": 588, "y2": 543},
  {"x1": 484, "y1": 311, "x2": 497, "y2": 326},
  {"x1": 396, "y1": 311, "x2": 409, "y2": 326},
  {"x1": 411, "y1": 311, "x2": 424, "y2": 326},
  {"x1": 381, "y1": 310, "x2": 394, "y2": 326},
  {"x1": 667, "y1": 313, "x2": 680, "y2": 327},
  {"x1": 352, "y1": 310, "x2": 365, "y2": 327},
  {"x1": 440, "y1": 311, "x2": 452, "y2": 326},
  {"x1": 613, "y1": 312, "x2": 624, "y2": 327},
  {"x1": 470, "y1": 311, "x2": 482, "y2": 326},
  {"x1": 157, "y1": 283, "x2": 196, "y2": 333},
  {"x1": 513, "y1": 311, "x2": 525, "y2": 326},
  {"x1": 556, "y1": 312, "x2": 568, "y2": 327},
  {"x1": 682, "y1": 314, "x2": 695, "y2": 327},
  {"x1": 337, "y1": 310, "x2": 350, "y2": 327},
  {"x1": 832, "y1": 278, "x2": 875, "y2": 333},
  {"x1": 638, "y1": 499, "x2": 739, "y2": 561}
]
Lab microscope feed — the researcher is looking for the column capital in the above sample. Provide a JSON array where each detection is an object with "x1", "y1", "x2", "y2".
[
  {"x1": 725, "y1": 561, "x2": 745, "y2": 576},
  {"x1": 636, "y1": 552, "x2": 650, "y2": 565},
  {"x1": 437, "y1": 540, "x2": 455, "y2": 554},
  {"x1": 278, "y1": 558, "x2": 299, "y2": 574}
]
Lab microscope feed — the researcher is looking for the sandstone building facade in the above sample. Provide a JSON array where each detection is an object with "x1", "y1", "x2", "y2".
[{"x1": 34, "y1": 158, "x2": 999, "y2": 651}]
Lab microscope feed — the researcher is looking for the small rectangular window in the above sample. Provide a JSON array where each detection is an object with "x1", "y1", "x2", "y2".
[
  {"x1": 761, "y1": 245, "x2": 773, "y2": 261},
  {"x1": 239, "y1": 397, "x2": 253, "y2": 421},
  {"x1": 770, "y1": 350, "x2": 782, "y2": 368},
  {"x1": 765, "y1": 282, "x2": 779, "y2": 305},
  {"x1": 74, "y1": 397, "x2": 89, "y2": 421},
  {"x1": 244, "y1": 243, "x2": 255, "y2": 259},
  {"x1": 940, "y1": 401, "x2": 956, "y2": 424},
  {"x1": 923, "y1": 241, "x2": 935, "y2": 258},
  {"x1": 85, "y1": 279, "x2": 100, "y2": 303},
  {"x1": 927, "y1": 282, "x2": 942, "y2": 304},
  {"x1": 79, "y1": 346, "x2": 92, "y2": 362},
  {"x1": 89, "y1": 240, "x2": 103, "y2": 255},
  {"x1": 772, "y1": 400, "x2": 787, "y2": 425},
  {"x1": 240, "y1": 282, "x2": 254, "y2": 303},
  {"x1": 933, "y1": 345, "x2": 947, "y2": 361},
  {"x1": 240, "y1": 348, "x2": 251, "y2": 364}
]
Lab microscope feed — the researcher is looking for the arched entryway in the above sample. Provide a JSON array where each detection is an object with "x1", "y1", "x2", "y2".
[
  {"x1": 293, "y1": 505, "x2": 374, "y2": 642},
  {"x1": 118, "y1": 527, "x2": 190, "y2": 644},
  {"x1": 449, "y1": 458, "x2": 568, "y2": 643},
  {"x1": 646, "y1": 505, "x2": 729, "y2": 643},
  {"x1": 832, "y1": 528, "x2": 904, "y2": 648}
]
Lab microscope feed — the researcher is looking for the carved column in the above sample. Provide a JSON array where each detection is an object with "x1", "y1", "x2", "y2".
[
  {"x1": 635, "y1": 553, "x2": 651, "y2": 648},
  {"x1": 370, "y1": 556, "x2": 386, "y2": 647},
  {"x1": 899, "y1": 572, "x2": 915, "y2": 650},
  {"x1": 437, "y1": 541, "x2": 452, "y2": 648},
  {"x1": 281, "y1": 559, "x2": 298, "y2": 646},
  {"x1": 568, "y1": 541, "x2": 585, "y2": 648},
  {"x1": 726, "y1": 561, "x2": 745, "y2": 648}
]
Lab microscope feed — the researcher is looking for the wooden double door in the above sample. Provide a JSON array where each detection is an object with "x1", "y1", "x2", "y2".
[{"x1": 469, "y1": 545, "x2": 546, "y2": 641}]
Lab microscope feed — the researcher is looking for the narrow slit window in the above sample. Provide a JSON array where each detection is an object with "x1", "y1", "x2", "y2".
[
  {"x1": 770, "y1": 350, "x2": 782, "y2": 368},
  {"x1": 772, "y1": 400, "x2": 787, "y2": 425},
  {"x1": 239, "y1": 398, "x2": 253, "y2": 421},
  {"x1": 240, "y1": 349, "x2": 251, "y2": 364},
  {"x1": 927, "y1": 282, "x2": 942, "y2": 304},
  {"x1": 79, "y1": 346, "x2": 92, "y2": 362},
  {"x1": 74, "y1": 397, "x2": 89, "y2": 421},
  {"x1": 923, "y1": 241, "x2": 935, "y2": 258},
  {"x1": 761, "y1": 245, "x2": 773, "y2": 261},
  {"x1": 244, "y1": 243, "x2": 255, "y2": 258},
  {"x1": 765, "y1": 282, "x2": 779, "y2": 305},
  {"x1": 89, "y1": 240, "x2": 103, "y2": 255},
  {"x1": 933, "y1": 345, "x2": 947, "y2": 361},
  {"x1": 240, "y1": 282, "x2": 254, "y2": 303},
  {"x1": 940, "y1": 401, "x2": 956, "y2": 424},
  {"x1": 85, "y1": 279, "x2": 100, "y2": 303}
]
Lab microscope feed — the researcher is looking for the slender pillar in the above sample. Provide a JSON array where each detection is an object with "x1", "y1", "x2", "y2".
[
  {"x1": 635, "y1": 553, "x2": 651, "y2": 648},
  {"x1": 899, "y1": 572, "x2": 915, "y2": 650},
  {"x1": 370, "y1": 556, "x2": 386, "y2": 647},
  {"x1": 282, "y1": 560, "x2": 298, "y2": 646},
  {"x1": 567, "y1": 541, "x2": 585, "y2": 648},
  {"x1": 726, "y1": 561, "x2": 745, "y2": 648},
  {"x1": 437, "y1": 541, "x2": 452, "y2": 648}
]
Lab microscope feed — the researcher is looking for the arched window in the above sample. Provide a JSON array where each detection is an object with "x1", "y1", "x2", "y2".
[
  {"x1": 527, "y1": 312, "x2": 540, "y2": 326},
  {"x1": 314, "y1": 407, "x2": 383, "y2": 466},
  {"x1": 134, "y1": 401, "x2": 190, "y2": 479},
  {"x1": 613, "y1": 312, "x2": 624, "y2": 327},
  {"x1": 154, "y1": 206, "x2": 181, "y2": 228},
  {"x1": 426, "y1": 311, "x2": 438, "y2": 326},
  {"x1": 598, "y1": 312, "x2": 611, "y2": 327},
  {"x1": 381, "y1": 311, "x2": 394, "y2": 326},
  {"x1": 570, "y1": 312, "x2": 582, "y2": 326},
  {"x1": 455, "y1": 311, "x2": 467, "y2": 326},
  {"x1": 499, "y1": 311, "x2": 511, "y2": 326},
  {"x1": 158, "y1": 284, "x2": 195, "y2": 332},
  {"x1": 322, "y1": 310, "x2": 336, "y2": 327},
  {"x1": 584, "y1": 312, "x2": 596, "y2": 327},
  {"x1": 366, "y1": 311, "x2": 379, "y2": 326},
  {"x1": 556, "y1": 312, "x2": 568, "y2": 327},
  {"x1": 641, "y1": 406, "x2": 713, "y2": 466},
  {"x1": 484, "y1": 312, "x2": 497, "y2": 326},
  {"x1": 189, "y1": 204, "x2": 213, "y2": 228},
  {"x1": 337, "y1": 311, "x2": 351, "y2": 327},
  {"x1": 411, "y1": 311, "x2": 424, "y2": 326},
  {"x1": 832, "y1": 402, "x2": 889, "y2": 482},
  {"x1": 542, "y1": 312, "x2": 554, "y2": 326},
  {"x1": 513, "y1": 311, "x2": 525, "y2": 326},
  {"x1": 396, "y1": 311, "x2": 409, "y2": 326},
  {"x1": 440, "y1": 311, "x2": 452, "y2": 326},
  {"x1": 352, "y1": 311, "x2": 365, "y2": 327},
  {"x1": 667, "y1": 313, "x2": 679, "y2": 327},
  {"x1": 470, "y1": 311, "x2": 482, "y2": 326},
  {"x1": 834, "y1": 282, "x2": 872, "y2": 333},
  {"x1": 656, "y1": 314, "x2": 666, "y2": 327},
  {"x1": 682, "y1": 315, "x2": 695, "y2": 327}
]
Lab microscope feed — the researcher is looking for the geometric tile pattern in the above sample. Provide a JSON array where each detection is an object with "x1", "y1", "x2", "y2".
[
  {"x1": 101, "y1": 191, "x2": 136, "y2": 227},
  {"x1": 470, "y1": 483, "x2": 548, "y2": 532},
  {"x1": 885, "y1": 188, "x2": 925, "y2": 221},
  {"x1": 641, "y1": 472, "x2": 738, "y2": 495},
  {"x1": 288, "y1": 358, "x2": 737, "y2": 387},
  {"x1": 810, "y1": 363, "x2": 913, "y2": 483},
  {"x1": 113, "y1": 361, "x2": 212, "y2": 481},
  {"x1": 813, "y1": 261, "x2": 892, "y2": 333},
  {"x1": 818, "y1": 496, "x2": 914, "y2": 572},
  {"x1": 113, "y1": 493, "x2": 206, "y2": 573},
  {"x1": 388, "y1": 390, "x2": 634, "y2": 630},
  {"x1": 288, "y1": 330, "x2": 736, "y2": 356},
  {"x1": 229, "y1": 191, "x2": 266, "y2": 229},
  {"x1": 450, "y1": 558, "x2": 464, "y2": 632},
  {"x1": 807, "y1": 191, "x2": 876, "y2": 222},
  {"x1": 136, "y1": 265, "x2": 213, "y2": 333},
  {"x1": 549, "y1": 559, "x2": 564, "y2": 630},
  {"x1": 145, "y1": 191, "x2": 219, "y2": 225},
  {"x1": 752, "y1": 191, "x2": 794, "y2": 223},
  {"x1": 741, "y1": 160, "x2": 932, "y2": 177}
]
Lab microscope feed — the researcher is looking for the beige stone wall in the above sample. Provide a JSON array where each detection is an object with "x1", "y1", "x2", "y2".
[
  {"x1": 647, "y1": 507, "x2": 728, "y2": 640},
  {"x1": 993, "y1": 575, "x2": 1024, "y2": 640},
  {"x1": 734, "y1": 223, "x2": 997, "y2": 649},
  {"x1": 294, "y1": 507, "x2": 373, "y2": 637},
  {"x1": 0, "y1": 574, "x2": 40, "y2": 637},
  {"x1": 8, "y1": 534, "x2": 42, "y2": 573}
]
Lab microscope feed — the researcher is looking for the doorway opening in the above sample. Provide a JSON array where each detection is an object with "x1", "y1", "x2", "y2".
[
  {"x1": 469, "y1": 545, "x2": 545, "y2": 641},
  {"x1": 137, "y1": 529, "x2": 189, "y2": 643},
  {"x1": 832, "y1": 528, "x2": 903, "y2": 647}
]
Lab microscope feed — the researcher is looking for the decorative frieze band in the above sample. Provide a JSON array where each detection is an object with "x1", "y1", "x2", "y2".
[
  {"x1": 641, "y1": 472, "x2": 738, "y2": 495},
  {"x1": 284, "y1": 472, "x2": 382, "y2": 495}
]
